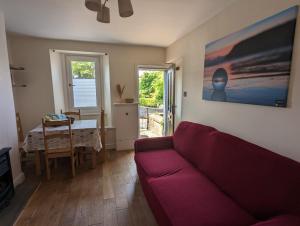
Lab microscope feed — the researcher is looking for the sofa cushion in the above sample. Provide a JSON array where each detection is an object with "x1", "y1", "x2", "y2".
[
  {"x1": 173, "y1": 121, "x2": 216, "y2": 164},
  {"x1": 135, "y1": 136, "x2": 174, "y2": 152},
  {"x1": 200, "y1": 132, "x2": 300, "y2": 219},
  {"x1": 149, "y1": 167, "x2": 256, "y2": 226},
  {"x1": 251, "y1": 215, "x2": 300, "y2": 226},
  {"x1": 135, "y1": 149, "x2": 191, "y2": 177}
]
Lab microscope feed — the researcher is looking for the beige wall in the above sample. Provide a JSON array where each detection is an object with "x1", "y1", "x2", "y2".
[
  {"x1": 49, "y1": 51, "x2": 66, "y2": 114},
  {"x1": 167, "y1": 0, "x2": 300, "y2": 162},
  {"x1": 8, "y1": 35, "x2": 166, "y2": 133},
  {"x1": 0, "y1": 12, "x2": 23, "y2": 185}
]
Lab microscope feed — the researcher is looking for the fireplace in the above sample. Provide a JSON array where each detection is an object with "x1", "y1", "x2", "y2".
[{"x1": 0, "y1": 147, "x2": 14, "y2": 210}]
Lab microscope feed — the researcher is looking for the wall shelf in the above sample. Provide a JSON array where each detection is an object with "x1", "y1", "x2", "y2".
[
  {"x1": 9, "y1": 65, "x2": 27, "y2": 87},
  {"x1": 113, "y1": 102, "x2": 138, "y2": 106},
  {"x1": 9, "y1": 65, "x2": 25, "y2": 71}
]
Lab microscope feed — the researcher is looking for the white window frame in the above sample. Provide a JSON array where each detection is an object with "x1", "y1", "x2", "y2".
[{"x1": 65, "y1": 55, "x2": 102, "y2": 113}]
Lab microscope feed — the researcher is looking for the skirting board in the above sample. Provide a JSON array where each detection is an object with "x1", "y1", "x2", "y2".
[
  {"x1": 116, "y1": 139, "x2": 135, "y2": 151},
  {"x1": 13, "y1": 172, "x2": 25, "y2": 187}
]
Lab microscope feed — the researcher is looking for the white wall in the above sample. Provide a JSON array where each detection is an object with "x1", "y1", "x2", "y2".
[
  {"x1": 8, "y1": 35, "x2": 166, "y2": 133},
  {"x1": 49, "y1": 51, "x2": 66, "y2": 114},
  {"x1": 167, "y1": 0, "x2": 300, "y2": 162},
  {"x1": 103, "y1": 55, "x2": 113, "y2": 127},
  {"x1": 0, "y1": 12, "x2": 23, "y2": 185}
]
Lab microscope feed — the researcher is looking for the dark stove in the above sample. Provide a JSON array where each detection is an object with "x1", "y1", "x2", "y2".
[{"x1": 0, "y1": 147, "x2": 14, "y2": 210}]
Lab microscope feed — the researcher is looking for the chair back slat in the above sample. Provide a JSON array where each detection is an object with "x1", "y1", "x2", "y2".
[
  {"x1": 61, "y1": 109, "x2": 81, "y2": 120},
  {"x1": 43, "y1": 120, "x2": 71, "y2": 127}
]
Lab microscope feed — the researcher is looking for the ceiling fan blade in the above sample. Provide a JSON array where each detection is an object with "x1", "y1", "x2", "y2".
[
  {"x1": 118, "y1": 0, "x2": 134, "y2": 18},
  {"x1": 85, "y1": 0, "x2": 101, "y2": 12}
]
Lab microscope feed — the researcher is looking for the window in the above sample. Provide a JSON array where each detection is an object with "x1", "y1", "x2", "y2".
[{"x1": 66, "y1": 56, "x2": 101, "y2": 110}]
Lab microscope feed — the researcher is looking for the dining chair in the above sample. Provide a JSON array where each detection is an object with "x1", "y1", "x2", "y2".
[
  {"x1": 78, "y1": 109, "x2": 105, "y2": 165},
  {"x1": 16, "y1": 113, "x2": 36, "y2": 165},
  {"x1": 61, "y1": 109, "x2": 81, "y2": 120},
  {"x1": 42, "y1": 119, "x2": 78, "y2": 180},
  {"x1": 16, "y1": 112, "x2": 26, "y2": 163},
  {"x1": 16, "y1": 113, "x2": 25, "y2": 145}
]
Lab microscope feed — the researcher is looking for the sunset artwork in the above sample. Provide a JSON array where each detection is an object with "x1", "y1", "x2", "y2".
[{"x1": 203, "y1": 6, "x2": 298, "y2": 107}]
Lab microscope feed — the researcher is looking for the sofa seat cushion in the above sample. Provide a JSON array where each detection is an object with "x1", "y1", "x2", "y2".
[
  {"x1": 135, "y1": 149, "x2": 191, "y2": 178},
  {"x1": 251, "y1": 215, "x2": 300, "y2": 226},
  {"x1": 148, "y1": 168, "x2": 256, "y2": 226}
]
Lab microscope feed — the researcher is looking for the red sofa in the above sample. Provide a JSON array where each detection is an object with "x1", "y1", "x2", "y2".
[{"x1": 134, "y1": 121, "x2": 300, "y2": 226}]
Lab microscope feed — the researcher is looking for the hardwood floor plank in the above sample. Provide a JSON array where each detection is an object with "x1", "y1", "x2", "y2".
[
  {"x1": 14, "y1": 150, "x2": 158, "y2": 226},
  {"x1": 103, "y1": 199, "x2": 118, "y2": 226},
  {"x1": 116, "y1": 209, "x2": 133, "y2": 226}
]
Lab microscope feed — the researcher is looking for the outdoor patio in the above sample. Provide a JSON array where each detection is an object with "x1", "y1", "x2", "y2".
[{"x1": 139, "y1": 106, "x2": 164, "y2": 138}]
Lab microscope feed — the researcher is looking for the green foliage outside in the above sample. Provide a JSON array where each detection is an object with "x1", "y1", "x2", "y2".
[
  {"x1": 139, "y1": 71, "x2": 164, "y2": 108},
  {"x1": 71, "y1": 61, "x2": 95, "y2": 79}
]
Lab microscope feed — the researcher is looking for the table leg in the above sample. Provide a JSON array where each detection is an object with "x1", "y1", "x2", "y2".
[
  {"x1": 92, "y1": 148, "x2": 96, "y2": 169},
  {"x1": 35, "y1": 150, "x2": 41, "y2": 176}
]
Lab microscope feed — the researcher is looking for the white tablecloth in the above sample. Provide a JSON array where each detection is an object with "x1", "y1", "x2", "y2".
[{"x1": 23, "y1": 120, "x2": 102, "y2": 152}]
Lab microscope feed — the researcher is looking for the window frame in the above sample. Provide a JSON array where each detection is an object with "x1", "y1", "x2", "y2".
[{"x1": 65, "y1": 55, "x2": 102, "y2": 113}]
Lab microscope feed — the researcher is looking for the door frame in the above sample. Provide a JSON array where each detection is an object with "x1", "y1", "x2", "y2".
[
  {"x1": 167, "y1": 58, "x2": 183, "y2": 129},
  {"x1": 164, "y1": 64, "x2": 176, "y2": 136},
  {"x1": 136, "y1": 64, "x2": 175, "y2": 138}
]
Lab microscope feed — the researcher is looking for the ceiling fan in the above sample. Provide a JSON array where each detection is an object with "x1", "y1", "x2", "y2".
[{"x1": 85, "y1": 0, "x2": 134, "y2": 23}]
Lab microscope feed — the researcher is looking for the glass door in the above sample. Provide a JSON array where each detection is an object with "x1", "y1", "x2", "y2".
[{"x1": 138, "y1": 69, "x2": 165, "y2": 138}]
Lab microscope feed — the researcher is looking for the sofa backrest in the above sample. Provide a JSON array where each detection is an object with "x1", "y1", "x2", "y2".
[
  {"x1": 198, "y1": 131, "x2": 300, "y2": 219},
  {"x1": 173, "y1": 121, "x2": 216, "y2": 164}
]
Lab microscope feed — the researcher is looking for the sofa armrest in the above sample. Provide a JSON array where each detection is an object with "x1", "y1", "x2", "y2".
[{"x1": 134, "y1": 136, "x2": 174, "y2": 152}]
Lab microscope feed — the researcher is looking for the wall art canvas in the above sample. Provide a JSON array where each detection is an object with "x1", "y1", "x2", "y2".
[{"x1": 203, "y1": 6, "x2": 298, "y2": 107}]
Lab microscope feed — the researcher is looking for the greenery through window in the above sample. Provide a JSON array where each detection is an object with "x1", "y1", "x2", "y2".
[
  {"x1": 139, "y1": 71, "x2": 164, "y2": 108},
  {"x1": 71, "y1": 61, "x2": 95, "y2": 79},
  {"x1": 68, "y1": 58, "x2": 98, "y2": 108}
]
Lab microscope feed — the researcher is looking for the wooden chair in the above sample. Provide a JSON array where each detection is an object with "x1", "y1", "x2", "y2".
[
  {"x1": 78, "y1": 109, "x2": 105, "y2": 165},
  {"x1": 16, "y1": 113, "x2": 25, "y2": 145},
  {"x1": 61, "y1": 109, "x2": 81, "y2": 120},
  {"x1": 17, "y1": 113, "x2": 43, "y2": 175},
  {"x1": 16, "y1": 113, "x2": 33, "y2": 163},
  {"x1": 42, "y1": 119, "x2": 77, "y2": 180}
]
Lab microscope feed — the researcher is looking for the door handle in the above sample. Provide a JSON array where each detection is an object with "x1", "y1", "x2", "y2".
[
  {"x1": 172, "y1": 105, "x2": 176, "y2": 114},
  {"x1": 68, "y1": 83, "x2": 75, "y2": 87}
]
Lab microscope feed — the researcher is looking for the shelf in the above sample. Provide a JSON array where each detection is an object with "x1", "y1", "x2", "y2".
[
  {"x1": 113, "y1": 102, "x2": 138, "y2": 106},
  {"x1": 9, "y1": 65, "x2": 25, "y2": 71},
  {"x1": 12, "y1": 84, "x2": 27, "y2": 88},
  {"x1": 10, "y1": 65, "x2": 27, "y2": 87}
]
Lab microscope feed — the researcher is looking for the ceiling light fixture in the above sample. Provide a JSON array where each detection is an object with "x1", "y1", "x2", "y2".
[
  {"x1": 85, "y1": 0, "x2": 101, "y2": 11},
  {"x1": 97, "y1": 5, "x2": 110, "y2": 23},
  {"x1": 85, "y1": 0, "x2": 134, "y2": 23},
  {"x1": 118, "y1": 0, "x2": 133, "y2": 18}
]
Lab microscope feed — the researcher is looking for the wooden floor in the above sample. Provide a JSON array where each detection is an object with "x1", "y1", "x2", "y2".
[{"x1": 15, "y1": 150, "x2": 158, "y2": 226}]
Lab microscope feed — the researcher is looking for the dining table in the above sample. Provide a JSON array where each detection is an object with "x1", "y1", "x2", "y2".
[{"x1": 23, "y1": 119, "x2": 102, "y2": 175}]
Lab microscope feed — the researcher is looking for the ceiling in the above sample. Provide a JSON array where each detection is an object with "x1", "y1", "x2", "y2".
[{"x1": 0, "y1": 0, "x2": 236, "y2": 47}]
